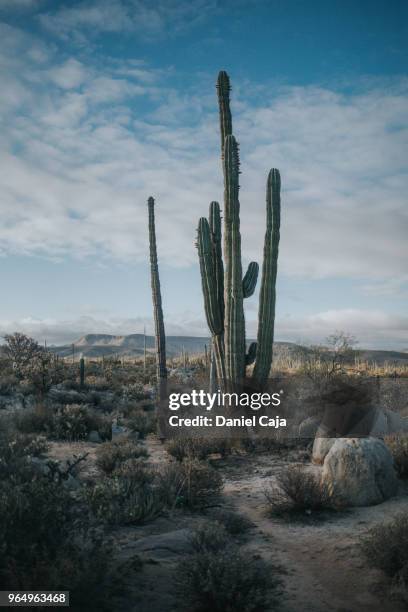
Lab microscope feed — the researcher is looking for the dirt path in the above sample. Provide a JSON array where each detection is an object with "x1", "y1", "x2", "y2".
[
  {"x1": 221, "y1": 452, "x2": 408, "y2": 612},
  {"x1": 46, "y1": 438, "x2": 408, "y2": 611}
]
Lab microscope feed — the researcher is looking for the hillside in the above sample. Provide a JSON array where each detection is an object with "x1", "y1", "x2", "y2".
[{"x1": 50, "y1": 334, "x2": 408, "y2": 364}]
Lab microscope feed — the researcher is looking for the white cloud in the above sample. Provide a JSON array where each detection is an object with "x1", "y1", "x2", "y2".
[
  {"x1": 273, "y1": 309, "x2": 408, "y2": 350},
  {"x1": 38, "y1": 0, "x2": 218, "y2": 41},
  {"x1": 1, "y1": 308, "x2": 406, "y2": 351}
]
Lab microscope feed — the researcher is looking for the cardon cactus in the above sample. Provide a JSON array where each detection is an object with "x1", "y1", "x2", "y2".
[
  {"x1": 197, "y1": 71, "x2": 281, "y2": 390},
  {"x1": 147, "y1": 196, "x2": 167, "y2": 400}
]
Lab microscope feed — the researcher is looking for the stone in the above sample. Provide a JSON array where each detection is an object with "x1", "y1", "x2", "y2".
[
  {"x1": 133, "y1": 529, "x2": 193, "y2": 559},
  {"x1": 30, "y1": 456, "x2": 51, "y2": 476},
  {"x1": 321, "y1": 437, "x2": 398, "y2": 507},
  {"x1": 88, "y1": 430, "x2": 102, "y2": 443}
]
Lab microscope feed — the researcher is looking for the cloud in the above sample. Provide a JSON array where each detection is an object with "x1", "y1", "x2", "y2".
[
  {"x1": 38, "y1": 0, "x2": 218, "y2": 41},
  {"x1": 0, "y1": 33, "x2": 407, "y2": 286},
  {"x1": 1, "y1": 308, "x2": 406, "y2": 351},
  {"x1": 272, "y1": 309, "x2": 408, "y2": 350}
]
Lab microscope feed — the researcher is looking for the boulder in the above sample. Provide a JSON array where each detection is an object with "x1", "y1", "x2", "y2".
[
  {"x1": 321, "y1": 437, "x2": 398, "y2": 507},
  {"x1": 298, "y1": 416, "x2": 320, "y2": 439},
  {"x1": 312, "y1": 434, "x2": 336, "y2": 465},
  {"x1": 312, "y1": 408, "x2": 408, "y2": 464},
  {"x1": 88, "y1": 430, "x2": 102, "y2": 443}
]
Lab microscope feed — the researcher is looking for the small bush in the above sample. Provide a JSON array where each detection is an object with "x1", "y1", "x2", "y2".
[
  {"x1": 206, "y1": 508, "x2": 253, "y2": 536},
  {"x1": 264, "y1": 466, "x2": 340, "y2": 517},
  {"x1": 127, "y1": 410, "x2": 156, "y2": 439},
  {"x1": 0, "y1": 374, "x2": 18, "y2": 395},
  {"x1": 158, "y1": 460, "x2": 223, "y2": 508},
  {"x1": 176, "y1": 523, "x2": 274, "y2": 612},
  {"x1": 360, "y1": 513, "x2": 408, "y2": 579},
  {"x1": 15, "y1": 403, "x2": 111, "y2": 441},
  {"x1": 190, "y1": 521, "x2": 229, "y2": 553},
  {"x1": 166, "y1": 436, "x2": 231, "y2": 462},
  {"x1": 96, "y1": 440, "x2": 148, "y2": 474},
  {"x1": 86, "y1": 473, "x2": 162, "y2": 525},
  {"x1": 385, "y1": 435, "x2": 408, "y2": 479}
]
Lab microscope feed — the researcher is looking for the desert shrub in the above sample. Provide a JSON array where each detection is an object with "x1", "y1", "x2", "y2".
[
  {"x1": 190, "y1": 521, "x2": 229, "y2": 553},
  {"x1": 360, "y1": 513, "x2": 408, "y2": 579},
  {"x1": 264, "y1": 466, "x2": 341, "y2": 518},
  {"x1": 122, "y1": 383, "x2": 151, "y2": 403},
  {"x1": 0, "y1": 433, "x2": 119, "y2": 610},
  {"x1": 385, "y1": 435, "x2": 408, "y2": 479},
  {"x1": 86, "y1": 468, "x2": 162, "y2": 525},
  {"x1": 15, "y1": 403, "x2": 111, "y2": 441},
  {"x1": 157, "y1": 460, "x2": 223, "y2": 508},
  {"x1": 0, "y1": 432, "x2": 48, "y2": 481},
  {"x1": 127, "y1": 410, "x2": 156, "y2": 439},
  {"x1": 96, "y1": 440, "x2": 148, "y2": 474},
  {"x1": 166, "y1": 436, "x2": 232, "y2": 462},
  {"x1": 206, "y1": 508, "x2": 253, "y2": 536},
  {"x1": 0, "y1": 374, "x2": 18, "y2": 395},
  {"x1": 175, "y1": 523, "x2": 273, "y2": 612}
]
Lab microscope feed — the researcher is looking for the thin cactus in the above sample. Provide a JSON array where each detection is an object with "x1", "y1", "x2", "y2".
[
  {"x1": 147, "y1": 196, "x2": 167, "y2": 401},
  {"x1": 79, "y1": 356, "x2": 85, "y2": 388}
]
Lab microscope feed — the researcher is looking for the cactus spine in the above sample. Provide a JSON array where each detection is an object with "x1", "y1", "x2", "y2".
[
  {"x1": 197, "y1": 71, "x2": 281, "y2": 390},
  {"x1": 147, "y1": 197, "x2": 167, "y2": 400}
]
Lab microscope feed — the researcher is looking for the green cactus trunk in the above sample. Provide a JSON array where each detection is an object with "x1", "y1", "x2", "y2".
[
  {"x1": 196, "y1": 70, "x2": 281, "y2": 395},
  {"x1": 79, "y1": 357, "x2": 85, "y2": 388},
  {"x1": 223, "y1": 135, "x2": 246, "y2": 387},
  {"x1": 252, "y1": 170, "x2": 281, "y2": 389},
  {"x1": 147, "y1": 197, "x2": 167, "y2": 401}
]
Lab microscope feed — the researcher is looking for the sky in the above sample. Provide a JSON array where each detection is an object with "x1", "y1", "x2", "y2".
[{"x1": 0, "y1": 0, "x2": 407, "y2": 349}]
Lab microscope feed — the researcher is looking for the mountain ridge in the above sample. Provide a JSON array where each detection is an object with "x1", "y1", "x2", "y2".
[{"x1": 50, "y1": 333, "x2": 408, "y2": 364}]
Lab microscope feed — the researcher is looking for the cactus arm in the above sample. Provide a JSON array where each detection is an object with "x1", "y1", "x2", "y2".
[
  {"x1": 223, "y1": 135, "x2": 245, "y2": 386},
  {"x1": 147, "y1": 196, "x2": 167, "y2": 399},
  {"x1": 252, "y1": 169, "x2": 281, "y2": 389},
  {"x1": 242, "y1": 261, "x2": 259, "y2": 298},
  {"x1": 216, "y1": 71, "x2": 232, "y2": 160},
  {"x1": 197, "y1": 217, "x2": 226, "y2": 382}
]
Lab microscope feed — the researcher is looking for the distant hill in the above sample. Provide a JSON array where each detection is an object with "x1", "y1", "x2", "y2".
[{"x1": 50, "y1": 334, "x2": 408, "y2": 365}]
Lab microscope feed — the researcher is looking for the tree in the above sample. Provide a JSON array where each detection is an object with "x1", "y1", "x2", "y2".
[{"x1": 3, "y1": 333, "x2": 43, "y2": 379}]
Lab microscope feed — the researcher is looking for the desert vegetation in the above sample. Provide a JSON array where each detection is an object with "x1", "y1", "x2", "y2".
[{"x1": 0, "y1": 67, "x2": 407, "y2": 612}]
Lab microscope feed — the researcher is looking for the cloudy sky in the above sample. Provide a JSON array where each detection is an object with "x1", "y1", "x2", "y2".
[{"x1": 0, "y1": 0, "x2": 407, "y2": 349}]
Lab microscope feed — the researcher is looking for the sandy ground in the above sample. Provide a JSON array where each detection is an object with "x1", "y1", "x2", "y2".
[{"x1": 48, "y1": 436, "x2": 408, "y2": 612}]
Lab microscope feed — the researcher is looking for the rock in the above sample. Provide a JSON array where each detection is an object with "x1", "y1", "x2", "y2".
[
  {"x1": 313, "y1": 408, "x2": 408, "y2": 464},
  {"x1": 88, "y1": 430, "x2": 102, "y2": 443},
  {"x1": 312, "y1": 425, "x2": 337, "y2": 464},
  {"x1": 321, "y1": 437, "x2": 398, "y2": 507},
  {"x1": 30, "y1": 457, "x2": 51, "y2": 476},
  {"x1": 298, "y1": 416, "x2": 320, "y2": 439},
  {"x1": 111, "y1": 424, "x2": 129, "y2": 439},
  {"x1": 133, "y1": 529, "x2": 193, "y2": 559}
]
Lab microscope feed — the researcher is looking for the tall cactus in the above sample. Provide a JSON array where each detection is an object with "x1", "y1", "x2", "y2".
[
  {"x1": 147, "y1": 196, "x2": 167, "y2": 400},
  {"x1": 197, "y1": 71, "x2": 281, "y2": 391}
]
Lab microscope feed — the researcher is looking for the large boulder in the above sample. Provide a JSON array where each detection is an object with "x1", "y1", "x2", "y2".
[
  {"x1": 321, "y1": 437, "x2": 398, "y2": 507},
  {"x1": 312, "y1": 408, "x2": 408, "y2": 464}
]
